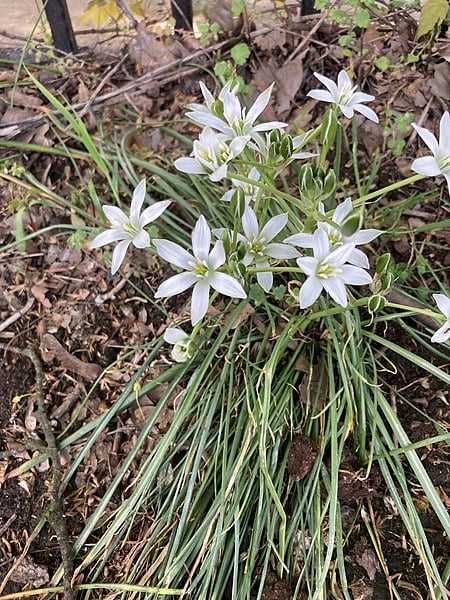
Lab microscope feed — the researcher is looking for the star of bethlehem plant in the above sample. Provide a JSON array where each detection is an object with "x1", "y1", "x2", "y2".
[{"x1": 90, "y1": 71, "x2": 450, "y2": 358}]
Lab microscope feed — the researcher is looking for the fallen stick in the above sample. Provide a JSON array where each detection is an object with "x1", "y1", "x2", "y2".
[
  {"x1": 41, "y1": 333, "x2": 102, "y2": 382},
  {"x1": 0, "y1": 297, "x2": 34, "y2": 334}
]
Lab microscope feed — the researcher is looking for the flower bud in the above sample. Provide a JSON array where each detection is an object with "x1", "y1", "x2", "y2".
[
  {"x1": 269, "y1": 129, "x2": 283, "y2": 145},
  {"x1": 211, "y1": 99, "x2": 224, "y2": 118},
  {"x1": 280, "y1": 135, "x2": 294, "y2": 159},
  {"x1": 323, "y1": 170, "x2": 337, "y2": 197},
  {"x1": 376, "y1": 253, "x2": 391, "y2": 275},
  {"x1": 368, "y1": 294, "x2": 386, "y2": 314}
]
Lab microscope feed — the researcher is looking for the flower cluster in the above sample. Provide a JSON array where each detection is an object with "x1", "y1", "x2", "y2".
[{"x1": 90, "y1": 72, "x2": 450, "y2": 356}]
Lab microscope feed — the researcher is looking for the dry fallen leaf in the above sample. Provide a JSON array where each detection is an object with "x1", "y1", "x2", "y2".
[
  {"x1": 430, "y1": 61, "x2": 450, "y2": 100},
  {"x1": 356, "y1": 548, "x2": 379, "y2": 581},
  {"x1": 275, "y1": 55, "x2": 304, "y2": 117},
  {"x1": 10, "y1": 556, "x2": 49, "y2": 587},
  {"x1": 31, "y1": 284, "x2": 51, "y2": 309},
  {"x1": 129, "y1": 22, "x2": 175, "y2": 75}
]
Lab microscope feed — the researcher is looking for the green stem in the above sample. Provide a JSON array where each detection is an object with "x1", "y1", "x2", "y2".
[
  {"x1": 385, "y1": 301, "x2": 441, "y2": 321},
  {"x1": 333, "y1": 124, "x2": 342, "y2": 179},
  {"x1": 354, "y1": 174, "x2": 424, "y2": 205}
]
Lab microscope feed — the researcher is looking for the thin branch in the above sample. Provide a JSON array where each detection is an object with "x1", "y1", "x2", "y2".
[{"x1": 0, "y1": 344, "x2": 75, "y2": 600}]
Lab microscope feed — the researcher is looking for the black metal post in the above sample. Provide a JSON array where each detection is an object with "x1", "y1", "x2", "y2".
[
  {"x1": 302, "y1": 0, "x2": 316, "y2": 15},
  {"x1": 44, "y1": 0, "x2": 77, "y2": 53},
  {"x1": 171, "y1": 0, "x2": 193, "y2": 31}
]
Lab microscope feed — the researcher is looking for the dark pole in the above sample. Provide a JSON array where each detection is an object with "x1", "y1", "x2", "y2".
[
  {"x1": 170, "y1": 0, "x2": 193, "y2": 31},
  {"x1": 302, "y1": 0, "x2": 316, "y2": 15},
  {"x1": 44, "y1": 0, "x2": 77, "y2": 53}
]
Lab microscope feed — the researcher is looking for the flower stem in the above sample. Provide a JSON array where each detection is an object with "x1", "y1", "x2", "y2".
[{"x1": 354, "y1": 173, "x2": 424, "y2": 205}]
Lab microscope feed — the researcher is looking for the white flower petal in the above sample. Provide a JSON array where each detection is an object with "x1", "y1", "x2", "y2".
[
  {"x1": 192, "y1": 215, "x2": 211, "y2": 260},
  {"x1": 327, "y1": 243, "x2": 355, "y2": 267},
  {"x1": 291, "y1": 151, "x2": 318, "y2": 160},
  {"x1": 132, "y1": 229, "x2": 150, "y2": 249},
  {"x1": 140, "y1": 200, "x2": 171, "y2": 226},
  {"x1": 90, "y1": 228, "x2": 127, "y2": 249},
  {"x1": 322, "y1": 278, "x2": 348, "y2": 307},
  {"x1": 333, "y1": 197, "x2": 353, "y2": 225},
  {"x1": 353, "y1": 103, "x2": 379, "y2": 123},
  {"x1": 210, "y1": 163, "x2": 228, "y2": 182},
  {"x1": 260, "y1": 213, "x2": 288, "y2": 242},
  {"x1": 347, "y1": 228, "x2": 382, "y2": 245},
  {"x1": 172, "y1": 345, "x2": 190, "y2": 362},
  {"x1": 444, "y1": 173, "x2": 450, "y2": 194},
  {"x1": 209, "y1": 272, "x2": 246, "y2": 298},
  {"x1": 313, "y1": 72, "x2": 338, "y2": 96},
  {"x1": 431, "y1": 322, "x2": 450, "y2": 344},
  {"x1": 191, "y1": 280, "x2": 210, "y2": 324},
  {"x1": 412, "y1": 123, "x2": 439, "y2": 155},
  {"x1": 164, "y1": 327, "x2": 188, "y2": 344},
  {"x1": 221, "y1": 189, "x2": 234, "y2": 202},
  {"x1": 153, "y1": 239, "x2": 194, "y2": 270},
  {"x1": 103, "y1": 205, "x2": 128, "y2": 227},
  {"x1": 155, "y1": 272, "x2": 197, "y2": 298},
  {"x1": 411, "y1": 156, "x2": 442, "y2": 177},
  {"x1": 340, "y1": 105, "x2": 354, "y2": 119},
  {"x1": 348, "y1": 248, "x2": 369, "y2": 269},
  {"x1": 199, "y1": 81, "x2": 214, "y2": 106},
  {"x1": 312, "y1": 229, "x2": 331, "y2": 259},
  {"x1": 253, "y1": 121, "x2": 288, "y2": 132},
  {"x1": 222, "y1": 87, "x2": 242, "y2": 127},
  {"x1": 256, "y1": 268, "x2": 273, "y2": 292},
  {"x1": 307, "y1": 89, "x2": 334, "y2": 103},
  {"x1": 111, "y1": 240, "x2": 130, "y2": 275},
  {"x1": 337, "y1": 70, "x2": 352, "y2": 91},
  {"x1": 349, "y1": 92, "x2": 375, "y2": 104},
  {"x1": 340, "y1": 265, "x2": 372, "y2": 285},
  {"x1": 187, "y1": 111, "x2": 230, "y2": 134},
  {"x1": 175, "y1": 157, "x2": 206, "y2": 175},
  {"x1": 297, "y1": 256, "x2": 317, "y2": 276},
  {"x1": 433, "y1": 293, "x2": 450, "y2": 318},
  {"x1": 246, "y1": 84, "x2": 273, "y2": 124},
  {"x1": 265, "y1": 243, "x2": 300, "y2": 260},
  {"x1": 230, "y1": 135, "x2": 250, "y2": 157},
  {"x1": 299, "y1": 276, "x2": 323, "y2": 308},
  {"x1": 439, "y1": 112, "x2": 450, "y2": 154},
  {"x1": 248, "y1": 167, "x2": 261, "y2": 182},
  {"x1": 130, "y1": 179, "x2": 146, "y2": 220},
  {"x1": 284, "y1": 232, "x2": 315, "y2": 248},
  {"x1": 209, "y1": 240, "x2": 226, "y2": 269},
  {"x1": 242, "y1": 206, "x2": 259, "y2": 239}
]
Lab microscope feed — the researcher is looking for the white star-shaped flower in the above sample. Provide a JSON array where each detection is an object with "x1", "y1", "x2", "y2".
[
  {"x1": 90, "y1": 179, "x2": 170, "y2": 275},
  {"x1": 307, "y1": 70, "x2": 378, "y2": 123},
  {"x1": 174, "y1": 127, "x2": 248, "y2": 182},
  {"x1": 431, "y1": 293, "x2": 450, "y2": 344},
  {"x1": 154, "y1": 215, "x2": 246, "y2": 325},
  {"x1": 297, "y1": 229, "x2": 372, "y2": 308},
  {"x1": 186, "y1": 83, "x2": 287, "y2": 141},
  {"x1": 238, "y1": 207, "x2": 299, "y2": 291},
  {"x1": 411, "y1": 112, "x2": 450, "y2": 194},
  {"x1": 163, "y1": 327, "x2": 193, "y2": 362},
  {"x1": 285, "y1": 198, "x2": 381, "y2": 269}
]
